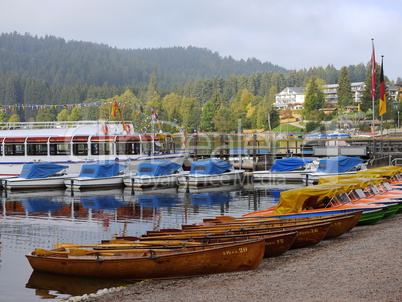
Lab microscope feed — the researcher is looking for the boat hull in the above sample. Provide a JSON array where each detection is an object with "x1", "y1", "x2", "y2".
[
  {"x1": 178, "y1": 170, "x2": 245, "y2": 187},
  {"x1": 253, "y1": 170, "x2": 314, "y2": 183},
  {"x1": 145, "y1": 221, "x2": 333, "y2": 250},
  {"x1": 3, "y1": 177, "x2": 67, "y2": 190},
  {"x1": 123, "y1": 174, "x2": 179, "y2": 188},
  {"x1": 356, "y1": 208, "x2": 387, "y2": 225},
  {"x1": 26, "y1": 240, "x2": 265, "y2": 279},
  {"x1": 64, "y1": 176, "x2": 124, "y2": 189}
]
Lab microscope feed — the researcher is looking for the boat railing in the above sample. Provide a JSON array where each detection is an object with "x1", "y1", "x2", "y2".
[{"x1": 0, "y1": 120, "x2": 120, "y2": 130}]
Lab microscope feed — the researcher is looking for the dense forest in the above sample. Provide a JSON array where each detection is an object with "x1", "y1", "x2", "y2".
[{"x1": 0, "y1": 32, "x2": 391, "y2": 133}]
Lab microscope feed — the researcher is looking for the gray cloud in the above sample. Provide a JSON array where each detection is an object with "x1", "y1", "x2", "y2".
[{"x1": 1, "y1": 0, "x2": 401, "y2": 80}]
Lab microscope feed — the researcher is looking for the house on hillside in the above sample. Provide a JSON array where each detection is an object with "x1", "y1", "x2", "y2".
[
  {"x1": 274, "y1": 87, "x2": 306, "y2": 110},
  {"x1": 275, "y1": 82, "x2": 399, "y2": 111}
]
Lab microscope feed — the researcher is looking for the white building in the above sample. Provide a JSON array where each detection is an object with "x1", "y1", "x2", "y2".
[
  {"x1": 274, "y1": 87, "x2": 306, "y2": 110},
  {"x1": 274, "y1": 82, "x2": 397, "y2": 109}
]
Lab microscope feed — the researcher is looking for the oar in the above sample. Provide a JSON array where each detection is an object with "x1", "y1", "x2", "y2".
[
  {"x1": 55, "y1": 240, "x2": 202, "y2": 250},
  {"x1": 34, "y1": 248, "x2": 69, "y2": 256},
  {"x1": 54, "y1": 242, "x2": 150, "y2": 249},
  {"x1": 69, "y1": 248, "x2": 172, "y2": 256},
  {"x1": 132, "y1": 240, "x2": 202, "y2": 246}
]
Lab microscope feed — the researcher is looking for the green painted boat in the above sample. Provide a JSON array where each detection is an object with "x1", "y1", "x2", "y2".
[
  {"x1": 365, "y1": 201, "x2": 401, "y2": 219},
  {"x1": 379, "y1": 203, "x2": 400, "y2": 219},
  {"x1": 357, "y1": 208, "x2": 387, "y2": 226}
]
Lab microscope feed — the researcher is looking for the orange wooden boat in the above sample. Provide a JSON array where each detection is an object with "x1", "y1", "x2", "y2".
[
  {"x1": 112, "y1": 231, "x2": 298, "y2": 258},
  {"x1": 209, "y1": 210, "x2": 363, "y2": 234},
  {"x1": 143, "y1": 221, "x2": 332, "y2": 249},
  {"x1": 186, "y1": 212, "x2": 360, "y2": 239},
  {"x1": 26, "y1": 239, "x2": 265, "y2": 280},
  {"x1": 158, "y1": 214, "x2": 356, "y2": 241}
]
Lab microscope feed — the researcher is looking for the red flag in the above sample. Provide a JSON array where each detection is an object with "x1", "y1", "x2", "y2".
[
  {"x1": 379, "y1": 56, "x2": 386, "y2": 116},
  {"x1": 370, "y1": 40, "x2": 376, "y2": 99}
]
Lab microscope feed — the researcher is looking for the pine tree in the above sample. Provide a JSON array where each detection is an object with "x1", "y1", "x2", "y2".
[
  {"x1": 303, "y1": 76, "x2": 325, "y2": 119},
  {"x1": 337, "y1": 67, "x2": 352, "y2": 108}
]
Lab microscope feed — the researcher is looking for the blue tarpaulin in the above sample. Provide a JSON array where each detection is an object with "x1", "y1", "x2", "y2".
[
  {"x1": 78, "y1": 161, "x2": 127, "y2": 178},
  {"x1": 316, "y1": 156, "x2": 363, "y2": 173},
  {"x1": 136, "y1": 160, "x2": 181, "y2": 176},
  {"x1": 19, "y1": 162, "x2": 68, "y2": 179},
  {"x1": 189, "y1": 159, "x2": 232, "y2": 175},
  {"x1": 229, "y1": 149, "x2": 270, "y2": 155},
  {"x1": 270, "y1": 157, "x2": 313, "y2": 172}
]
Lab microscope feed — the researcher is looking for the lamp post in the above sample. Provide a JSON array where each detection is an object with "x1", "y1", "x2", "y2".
[{"x1": 398, "y1": 111, "x2": 400, "y2": 129}]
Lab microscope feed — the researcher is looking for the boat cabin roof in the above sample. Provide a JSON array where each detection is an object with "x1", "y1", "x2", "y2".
[{"x1": 275, "y1": 184, "x2": 347, "y2": 214}]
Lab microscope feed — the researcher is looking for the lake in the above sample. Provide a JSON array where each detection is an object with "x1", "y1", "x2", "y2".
[{"x1": 0, "y1": 183, "x2": 302, "y2": 301}]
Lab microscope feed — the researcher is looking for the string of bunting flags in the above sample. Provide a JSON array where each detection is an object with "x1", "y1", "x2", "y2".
[{"x1": 0, "y1": 100, "x2": 189, "y2": 133}]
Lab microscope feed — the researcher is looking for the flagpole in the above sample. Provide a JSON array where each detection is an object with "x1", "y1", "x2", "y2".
[
  {"x1": 371, "y1": 39, "x2": 376, "y2": 157},
  {"x1": 380, "y1": 55, "x2": 384, "y2": 139}
]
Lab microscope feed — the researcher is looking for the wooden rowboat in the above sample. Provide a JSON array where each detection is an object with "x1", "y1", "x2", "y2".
[
  {"x1": 26, "y1": 239, "x2": 265, "y2": 280},
  {"x1": 143, "y1": 221, "x2": 333, "y2": 249},
  {"x1": 183, "y1": 212, "x2": 360, "y2": 239},
  {"x1": 147, "y1": 214, "x2": 355, "y2": 241},
  {"x1": 111, "y1": 231, "x2": 298, "y2": 258},
  {"x1": 204, "y1": 210, "x2": 363, "y2": 233}
]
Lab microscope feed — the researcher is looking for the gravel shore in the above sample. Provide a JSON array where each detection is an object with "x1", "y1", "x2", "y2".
[{"x1": 85, "y1": 214, "x2": 401, "y2": 302}]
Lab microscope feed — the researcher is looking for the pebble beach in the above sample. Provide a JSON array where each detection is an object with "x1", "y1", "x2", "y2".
[{"x1": 80, "y1": 213, "x2": 401, "y2": 302}]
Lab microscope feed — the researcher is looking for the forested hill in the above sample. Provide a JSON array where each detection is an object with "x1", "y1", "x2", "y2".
[{"x1": 0, "y1": 32, "x2": 287, "y2": 88}]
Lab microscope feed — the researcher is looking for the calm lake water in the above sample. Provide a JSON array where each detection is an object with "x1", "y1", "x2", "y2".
[{"x1": 0, "y1": 183, "x2": 302, "y2": 302}]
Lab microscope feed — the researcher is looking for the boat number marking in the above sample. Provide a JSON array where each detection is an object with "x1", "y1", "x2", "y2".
[
  {"x1": 299, "y1": 228, "x2": 319, "y2": 235},
  {"x1": 265, "y1": 239, "x2": 284, "y2": 246},
  {"x1": 222, "y1": 247, "x2": 248, "y2": 255}
]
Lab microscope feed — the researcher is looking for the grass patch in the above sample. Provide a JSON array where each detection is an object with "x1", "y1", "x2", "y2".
[{"x1": 271, "y1": 124, "x2": 304, "y2": 132}]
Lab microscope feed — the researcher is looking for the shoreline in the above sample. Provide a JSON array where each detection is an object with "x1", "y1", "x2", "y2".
[{"x1": 83, "y1": 214, "x2": 401, "y2": 302}]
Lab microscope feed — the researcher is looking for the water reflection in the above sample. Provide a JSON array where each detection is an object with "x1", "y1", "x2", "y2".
[
  {"x1": 137, "y1": 194, "x2": 181, "y2": 208},
  {"x1": 0, "y1": 183, "x2": 302, "y2": 301},
  {"x1": 190, "y1": 192, "x2": 232, "y2": 206},
  {"x1": 26, "y1": 271, "x2": 132, "y2": 299}
]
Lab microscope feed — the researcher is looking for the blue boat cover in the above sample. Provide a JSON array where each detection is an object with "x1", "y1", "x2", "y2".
[
  {"x1": 19, "y1": 162, "x2": 69, "y2": 179},
  {"x1": 316, "y1": 156, "x2": 363, "y2": 173},
  {"x1": 189, "y1": 159, "x2": 232, "y2": 175},
  {"x1": 136, "y1": 160, "x2": 181, "y2": 176},
  {"x1": 328, "y1": 133, "x2": 351, "y2": 138},
  {"x1": 229, "y1": 149, "x2": 270, "y2": 154},
  {"x1": 78, "y1": 161, "x2": 127, "y2": 178},
  {"x1": 270, "y1": 157, "x2": 313, "y2": 172}
]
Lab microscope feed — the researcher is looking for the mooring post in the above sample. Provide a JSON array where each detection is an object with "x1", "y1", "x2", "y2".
[
  {"x1": 253, "y1": 134, "x2": 257, "y2": 170},
  {"x1": 219, "y1": 134, "x2": 224, "y2": 160},
  {"x1": 193, "y1": 134, "x2": 198, "y2": 160}
]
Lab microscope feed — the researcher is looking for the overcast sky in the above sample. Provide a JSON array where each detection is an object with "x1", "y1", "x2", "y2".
[{"x1": 1, "y1": 0, "x2": 401, "y2": 81}]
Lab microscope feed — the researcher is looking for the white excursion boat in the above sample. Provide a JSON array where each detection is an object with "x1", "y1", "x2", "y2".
[
  {"x1": 178, "y1": 158, "x2": 244, "y2": 188},
  {"x1": 64, "y1": 161, "x2": 127, "y2": 190},
  {"x1": 123, "y1": 160, "x2": 182, "y2": 189},
  {"x1": 3, "y1": 162, "x2": 70, "y2": 190},
  {"x1": 0, "y1": 121, "x2": 186, "y2": 176}
]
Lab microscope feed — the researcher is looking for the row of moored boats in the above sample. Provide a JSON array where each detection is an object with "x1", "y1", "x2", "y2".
[
  {"x1": 26, "y1": 165, "x2": 401, "y2": 280},
  {"x1": 0, "y1": 158, "x2": 244, "y2": 190}
]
